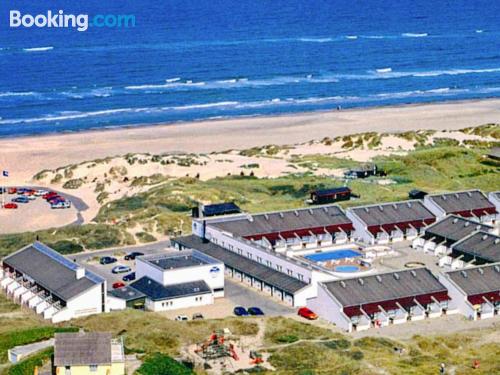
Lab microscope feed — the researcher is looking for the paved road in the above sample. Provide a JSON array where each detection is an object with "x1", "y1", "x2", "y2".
[
  {"x1": 224, "y1": 279, "x2": 295, "y2": 316},
  {"x1": 13, "y1": 185, "x2": 89, "y2": 225},
  {"x1": 72, "y1": 240, "x2": 296, "y2": 315},
  {"x1": 72, "y1": 240, "x2": 172, "y2": 290}
]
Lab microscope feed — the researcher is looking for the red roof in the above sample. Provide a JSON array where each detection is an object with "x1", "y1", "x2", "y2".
[{"x1": 468, "y1": 291, "x2": 500, "y2": 305}]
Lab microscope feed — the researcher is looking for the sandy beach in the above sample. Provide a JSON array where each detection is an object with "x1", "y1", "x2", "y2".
[{"x1": 1, "y1": 99, "x2": 499, "y2": 184}]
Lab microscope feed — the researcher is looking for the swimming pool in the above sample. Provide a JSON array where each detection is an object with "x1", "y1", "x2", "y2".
[
  {"x1": 304, "y1": 249, "x2": 361, "y2": 262},
  {"x1": 334, "y1": 265, "x2": 361, "y2": 273}
]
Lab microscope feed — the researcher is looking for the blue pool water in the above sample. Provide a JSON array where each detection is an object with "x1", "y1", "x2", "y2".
[
  {"x1": 334, "y1": 265, "x2": 361, "y2": 273},
  {"x1": 1, "y1": 1, "x2": 500, "y2": 137},
  {"x1": 305, "y1": 249, "x2": 361, "y2": 262}
]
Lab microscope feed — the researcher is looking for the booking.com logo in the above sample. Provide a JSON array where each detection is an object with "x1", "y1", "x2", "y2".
[{"x1": 9, "y1": 10, "x2": 136, "y2": 32}]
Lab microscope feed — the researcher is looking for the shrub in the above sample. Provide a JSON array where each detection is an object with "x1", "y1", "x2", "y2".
[
  {"x1": 136, "y1": 353, "x2": 194, "y2": 375},
  {"x1": 8, "y1": 347, "x2": 53, "y2": 375},
  {"x1": 63, "y1": 178, "x2": 84, "y2": 189}
]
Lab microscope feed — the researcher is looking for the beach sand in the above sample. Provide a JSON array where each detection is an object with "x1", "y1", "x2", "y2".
[{"x1": 1, "y1": 99, "x2": 499, "y2": 184}]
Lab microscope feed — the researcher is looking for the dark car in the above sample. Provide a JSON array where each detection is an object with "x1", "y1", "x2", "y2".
[
  {"x1": 233, "y1": 306, "x2": 249, "y2": 316},
  {"x1": 192, "y1": 313, "x2": 204, "y2": 320},
  {"x1": 248, "y1": 307, "x2": 264, "y2": 316},
  {"x1": 99, "y1": 256, "x2": 117, "y2": 265},
  {"x1": 124, "y1": 252, "x2": 145, "y2": 261},
  {"x1": 122, "y1": 272, "x2": 136, "y2": 282},
  {"x1": 12, "y1": 196, "x2": 29, "y2": 204}
]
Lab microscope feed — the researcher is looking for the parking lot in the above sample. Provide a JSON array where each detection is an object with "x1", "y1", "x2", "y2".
[
  {"x1": 0, "y1": 186, "x2": 85, "y2": 234},
  {"x1": 73, "y1": 241, "x2": 171, "y2": 290},
  {"x1": 74, "y1": 242, "x2": 297, "y2": 319}
]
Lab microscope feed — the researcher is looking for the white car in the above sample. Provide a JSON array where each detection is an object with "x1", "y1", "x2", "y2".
[
  {"x1": 35, "y1": 189, "x2": 49, "y2": 196},
  {"x1": 175, "y1": 315, "x2": 189, "y2": 321},
  {"x1": 112, "y1": 265, "x2": 132, "y2": 274},
  {"x1": 51, "y1": 201, "x2": 71, "y2": 209}
]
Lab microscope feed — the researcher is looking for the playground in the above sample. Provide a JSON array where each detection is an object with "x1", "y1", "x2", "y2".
[{"x1": 184, "y1": 325, "x2": 274, "y2": 374}]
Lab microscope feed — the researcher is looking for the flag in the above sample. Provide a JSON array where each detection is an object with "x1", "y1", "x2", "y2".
[{"x1": 2, "y1": 171, "x2": 8, "y2": 177}]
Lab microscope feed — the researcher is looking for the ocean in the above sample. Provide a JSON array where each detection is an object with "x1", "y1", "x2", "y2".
[{"x1": 0, "y1": 0, "x2": 499, "y2": 137}]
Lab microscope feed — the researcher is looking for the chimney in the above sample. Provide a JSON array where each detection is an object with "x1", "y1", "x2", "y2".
[{"x1": 76, "y1": 267, "x2": 85, "y2": 280}]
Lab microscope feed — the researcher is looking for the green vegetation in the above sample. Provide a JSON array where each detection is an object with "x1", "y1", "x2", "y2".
[
  {"x1": 6, "y1": 347, "x2": 53, "y2": 375},
  {"x1": 136, "y1": 232, "x2": 157, "y2": 243},
  {"x1": 136, "y1": 353, "x2": 194, "y2": 375},
  {"x1": 460, "y1": 123, "x2": 500, "y2": 139},
  {"x1": 264, "y1": 318, "x2": 338, "y2": 345},
  {"x1": 0, "y1": 326, "x2": 77, "y2": 362},
  {"x1": 289, "y1": 154, "x2": 360, "y2": 170},
  {"x1": 0, "y1": 224, "x2": 135, "y2": 257},
  {"x1": 1, "y1": 143, "x2": 498, "y2": 257},
  {"x1": 70, "y1": 310, "x2": 258, "y2": 356}
]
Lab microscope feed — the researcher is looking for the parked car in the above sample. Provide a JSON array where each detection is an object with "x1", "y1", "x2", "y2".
[
  {"x1": 175, "y1": 315, "x2": 189, "y2": 321},
  {"x1": 12, "y1": 196, "x2": 29, "y2": 204},
  {"x1": 122, "y1": 272, "x2": 136, "y2": 282},
  {"x1": 35, "y1": 189, "x2": 49, "y2": 196},
  {"x1": 298, "y1": 307, "x2": 318, "y2": 320},
  {"x1": 47, "y1": 195, "x2": 64, "y2": 203},
  {"x1": 248, "y1": 307, "x2": 264, "y2": 316},
  {"x1": 112, "y1": 265, "x2": 132, "y2": 274},
  {"x1": 112, "y1": 282, "x2": 126, "y2": 289},
  {"x1": 0, "y1": 187, "x2": 5, "y2": 194},
  {"x1": 7, "y1": 188, "x2": 17, "y2": 194},
  {"x1": 192, "y1": 313, "x2": 204, "y2": 320},
  {"x1": 3, "y1": 203, "x2": 18, "y2": 209},
  {"x1": 43, "y1": 192, "x2": 58, "y2": 200},
  {"x1": 27, "y1": 194, "x2": 37, "y2": 201},
  {"x1": 99, "y1": 256, "x2": 117, "y2": 265},
  {"x1": 233, "y1": 306, "x2": 249, "y2": 316},
  {"x1": 51, "y1": 201, "x2": 71, "y2": 209},
  {"x1": 124, "y1": 252, "x2": 144, "y2": 261}
]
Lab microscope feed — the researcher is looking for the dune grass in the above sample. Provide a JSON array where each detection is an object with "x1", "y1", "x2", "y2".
[
  {"x1": 67, "y1": 309, "x2": 258, "y2": 356},
  {"x1": 0, "y1": 145, "x2": 497, "y2": 258}
]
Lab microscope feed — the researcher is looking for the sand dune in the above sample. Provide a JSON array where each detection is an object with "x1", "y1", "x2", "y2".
[{"x1": 1, "y1": 99, "x2": 499, "y2": 185}]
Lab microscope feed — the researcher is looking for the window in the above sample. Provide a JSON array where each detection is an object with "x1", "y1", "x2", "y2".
[
  {"x1": 257, "y1": 256, "x2": 262, "y2": 263},
  {"x1": 287, "y1": 269, "x2": 293, "y2": 276},
  {"x1": 297, "y1": 274, "x2": 304, "y2": 281},
  {"x1": 90, "y1": 365, "x2": 98, "y2": 372},
  {"x1": 276, "y1": 265, "x2": 282, "y2": 272}
]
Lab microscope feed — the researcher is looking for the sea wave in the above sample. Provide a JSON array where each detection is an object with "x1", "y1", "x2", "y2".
[
  {"x1": 23, "y1": 46, "x2": 54, "y2": 52},
  {"x1": 402, "y1": 33, "x2": 428, "y2": 37},
  {"x1": 0, "y1": 91, "x2": 38, "y2": 98},
  {"x1": 125, "y1": 74, "x2": 338, "y2": 92},
  {"x1": 297, "y1": 37, "x2": 334, "y2": 43},
  {"x1": 4, "y1": 86, "x2": 499, "y2": 126}
]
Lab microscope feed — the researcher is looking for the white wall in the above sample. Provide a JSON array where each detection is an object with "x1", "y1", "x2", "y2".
[
  {"x1": 66, "y1": 283, "x2": 104, "y2": 318},
  {"x1": 146, "y1": 292, "x2": 213, "y2": 312},
  {"x1": 307, "y1": 283, "x2": 352, "y2": 331},
  {"x1": 346, "y1": 210, "x2": 375, "y2": 244},
  {"x1": 136, "y1": 257, "x2": 225, "y2": 297},
  {"x1": 438, "y1": 275, "x2": 475, "y2": 319},
  {"x1": 206, "y1": 226, "x2": 315, "y2": 284},
  {"x1": 423, "y1": 196, "x2": 447, "y2": 219},
  {"x1": 488, "y1": 192, "x2": 500, "y2": 214}
]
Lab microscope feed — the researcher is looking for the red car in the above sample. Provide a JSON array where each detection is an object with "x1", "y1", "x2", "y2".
[
  {"x1": 298, "y1": 307, "x2": 318, "y2": 320},
  {"x1": 3, "y1": 203, "x2": 18, "y2": 209},
  {"x1": 112, "y1": 282, "x2": 126, "y2": 289},
  {"x1": 43, "y1": 192, "x2": 58, "y2": 200},
  {"x1": 7, "y1": 188, "x2": 17, "y2": 194}
]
